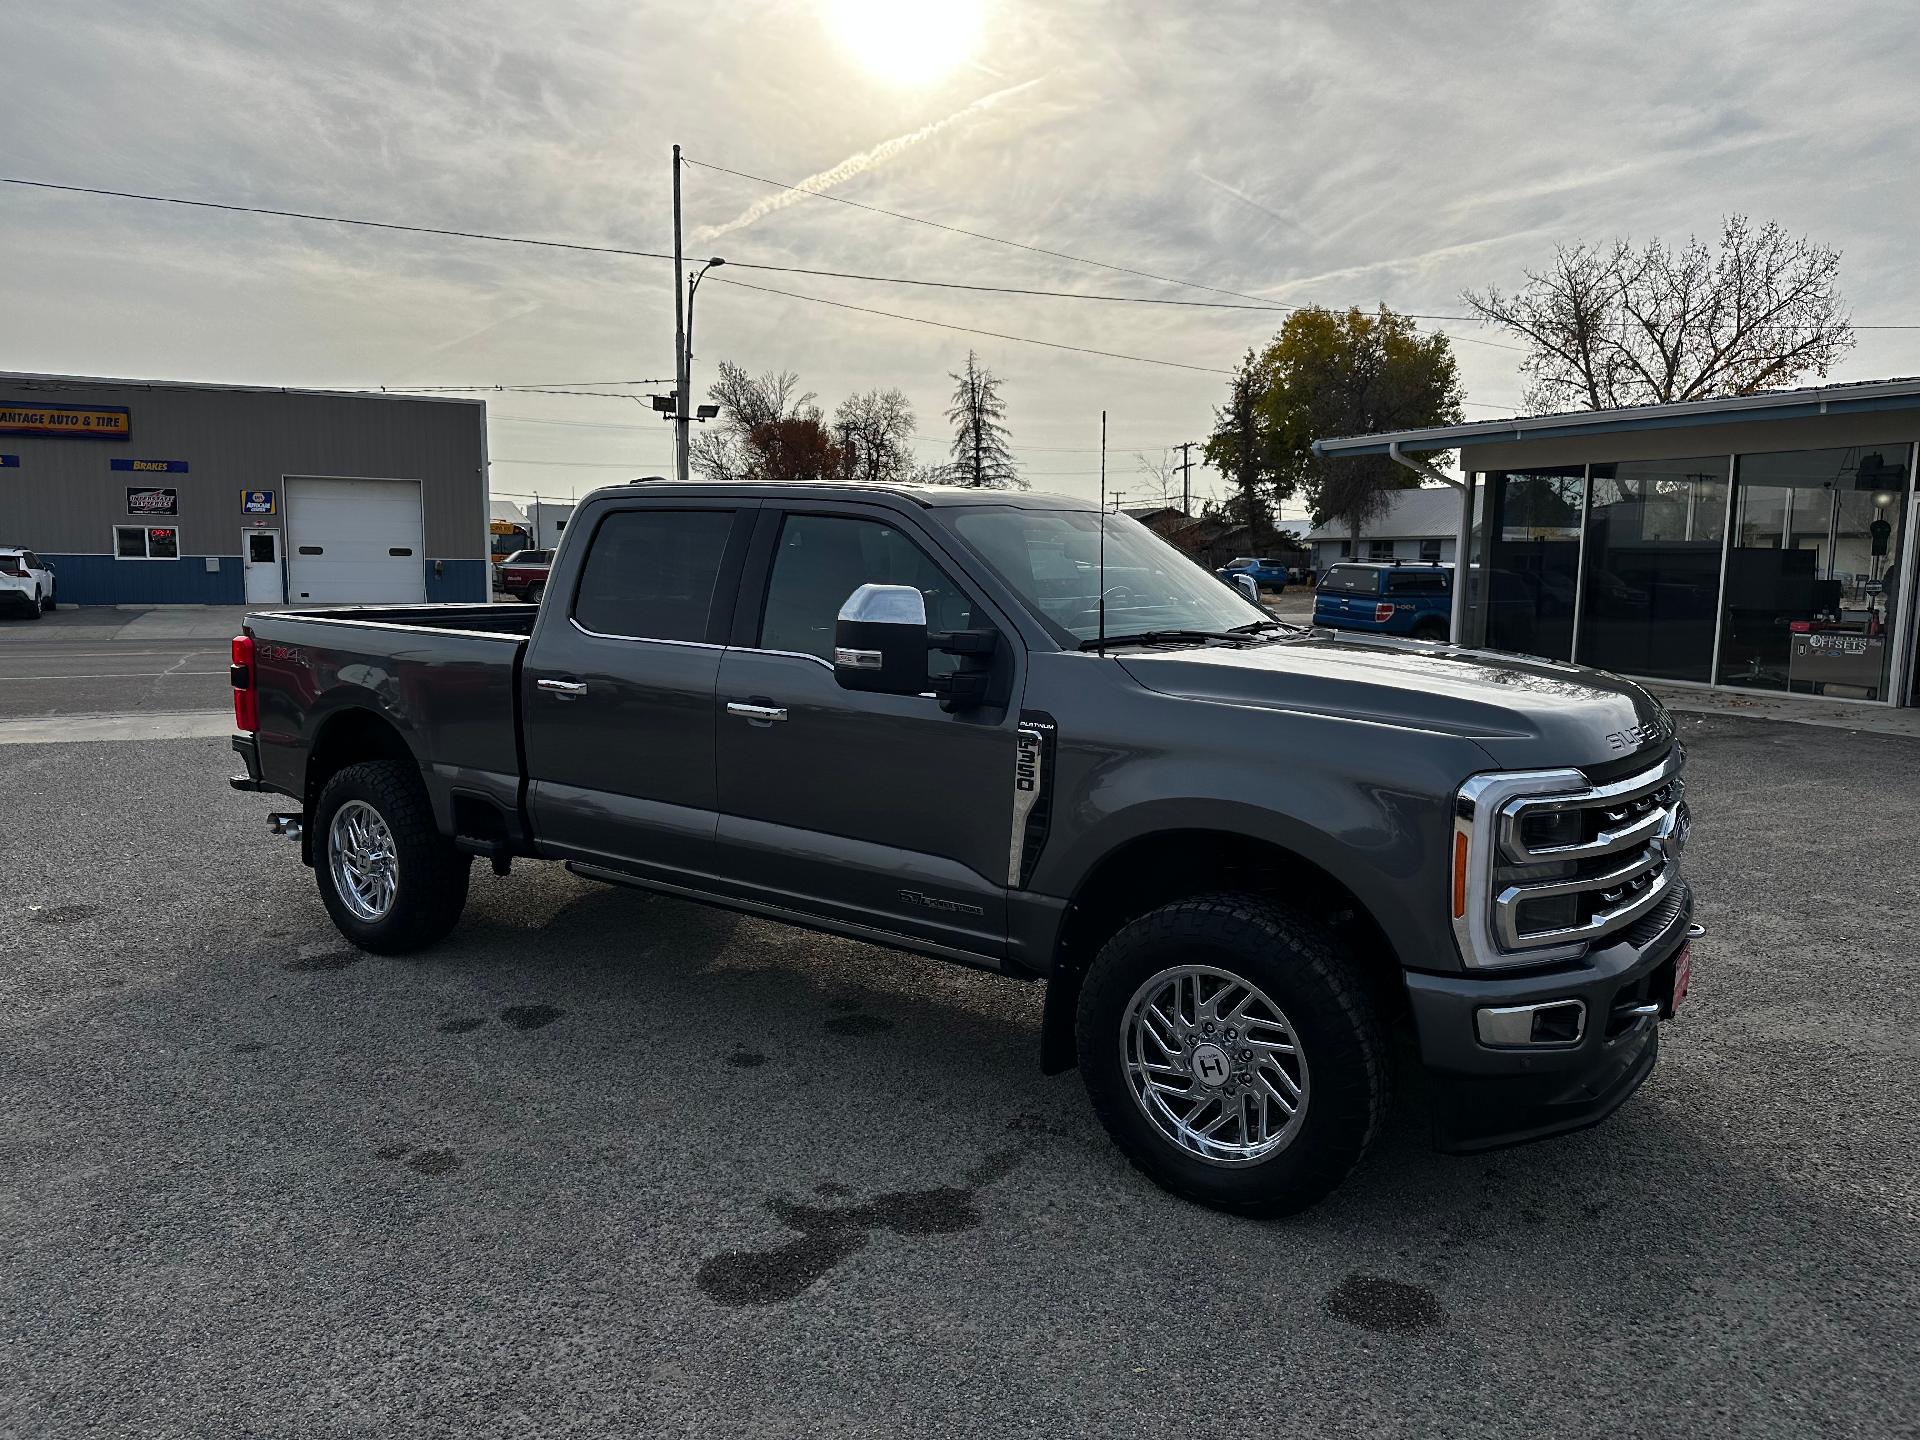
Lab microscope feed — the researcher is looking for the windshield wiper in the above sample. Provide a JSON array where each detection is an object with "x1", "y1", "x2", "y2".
[{"x1": 1078, "y1": 629, "x2": 1244, "y2": 651}]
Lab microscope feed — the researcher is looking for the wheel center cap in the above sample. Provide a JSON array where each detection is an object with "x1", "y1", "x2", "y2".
[{"x1": 1191, "y1": 1042, "x2": 1232, "y2": 1088}]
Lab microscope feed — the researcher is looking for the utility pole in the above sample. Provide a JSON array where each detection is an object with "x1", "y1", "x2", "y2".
[
  {"x1": 672, "y1": 143, "x2": 690, "y2": 483},
  {"x1": 1175, "y1": 441, "x2": 1195, "y2": 516}
]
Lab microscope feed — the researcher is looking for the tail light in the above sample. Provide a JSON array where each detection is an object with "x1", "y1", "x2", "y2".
[
  {"x1": 1374, "y1": 602, "x2": 1395, "y2": 623},
  {"x1": 230, "y1": 633, "x2": 258, "y2": 733}
]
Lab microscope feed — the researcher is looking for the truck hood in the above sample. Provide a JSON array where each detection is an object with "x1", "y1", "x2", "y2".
[{"x1": 1116, "y1": 634, "x2": 1672, "y2": 773}]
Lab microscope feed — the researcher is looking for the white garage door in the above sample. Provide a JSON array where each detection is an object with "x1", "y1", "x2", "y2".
[{"x1": 285, "y1": 478, "x2": 426, "y2": 603}]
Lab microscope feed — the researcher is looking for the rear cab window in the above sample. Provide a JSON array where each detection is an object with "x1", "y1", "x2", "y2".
[
  {"x1": 1318, "y1": 565, "x2": 1379, "y2": 594},
  {"x1": 572, "y1": 509, "x2": 735, "y2": 641}
]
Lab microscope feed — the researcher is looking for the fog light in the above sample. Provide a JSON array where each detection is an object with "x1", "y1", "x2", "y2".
[
  {"x1": 1515, "y1": 892, "x2": 1581, "y2": 935},
  {"x1": 1476, "y1": 999, "x2": 1587, "y2": 1047}
]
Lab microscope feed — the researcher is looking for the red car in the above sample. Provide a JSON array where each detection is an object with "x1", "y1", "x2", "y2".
[{"x1": 497, "y1": 549, "x2": 552, "y2": 603}]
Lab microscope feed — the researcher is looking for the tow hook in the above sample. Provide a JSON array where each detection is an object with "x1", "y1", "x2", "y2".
[
  {"x1": 269, "y1": 813, "x2": 303, "y2": 842},
  {"x1": 1686, "y1": 921, "x2": 1706, "y2": 939}
]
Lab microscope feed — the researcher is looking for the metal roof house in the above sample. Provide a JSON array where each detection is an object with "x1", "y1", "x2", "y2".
[
  {"x1": 1314, "y1": 378, "x2": 1920, "y2": 708},
  {"x1": 1303, "y1": 487, "x2": 1462, "y2": 569}
]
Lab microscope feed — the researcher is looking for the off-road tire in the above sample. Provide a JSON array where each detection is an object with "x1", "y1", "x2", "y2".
[
  {"x1": 1076, "y1": 894, "x2": 1391, "y2": 1217},
  {"x1": 313, "y1": 759, "x2": 470, "y2": 954}
]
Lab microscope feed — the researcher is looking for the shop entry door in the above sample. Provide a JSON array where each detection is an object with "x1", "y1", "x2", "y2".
[{"x1": 244, "y1": 529, "x2": 284, "y2": 604}]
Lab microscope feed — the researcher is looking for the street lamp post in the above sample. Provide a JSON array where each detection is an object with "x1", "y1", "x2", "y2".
[{"x1": 676, "y1": 256, "x2": 725, "y2": 477}]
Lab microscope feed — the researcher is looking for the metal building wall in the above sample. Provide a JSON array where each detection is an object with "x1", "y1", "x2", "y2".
[{"x1": 0, "y1": 373, "x2": 487, "y2": 604}]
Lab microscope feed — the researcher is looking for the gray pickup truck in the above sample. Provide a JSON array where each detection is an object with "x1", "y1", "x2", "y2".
[{"x1": 229, "y1": 481, "x2": 1697, "y2": 1214}]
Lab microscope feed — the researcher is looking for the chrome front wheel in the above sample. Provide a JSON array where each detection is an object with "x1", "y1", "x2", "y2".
[
  {"x1": 328, "y1": 799, "x2": 399, "y2": 922},
  {"x1": 1121, "y1": 963, "x2": 1310, "y2": 1167}
]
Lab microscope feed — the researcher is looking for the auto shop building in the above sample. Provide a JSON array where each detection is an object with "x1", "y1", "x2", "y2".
[{"x1": 0, "y1": 372, "x2": 489, "y2": 607}]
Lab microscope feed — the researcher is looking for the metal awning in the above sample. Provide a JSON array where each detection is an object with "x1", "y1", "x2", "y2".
[{"x1": 1312, "y1": 376, "x2": 1920, "y2": 458}]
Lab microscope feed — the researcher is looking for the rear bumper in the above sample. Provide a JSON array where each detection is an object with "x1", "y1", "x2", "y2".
[
  {"x1": 229, "y1": 733, "x2": 270, "y2": 792},
  {"x1": 1407, "y1": 879, "x2": 1694, "y2": 1153}
]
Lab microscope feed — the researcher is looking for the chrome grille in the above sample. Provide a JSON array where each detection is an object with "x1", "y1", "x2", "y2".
[
  {"x1": 1451, "y1": 746, "x2": 1688, "y2": 970},
  {"x1": 1492, "y1": 750, "x2": 1687, "y2": 952}
]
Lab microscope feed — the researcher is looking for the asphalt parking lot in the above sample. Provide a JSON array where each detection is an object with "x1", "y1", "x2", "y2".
[
  {"x1": 0, "y1": 606, "x2": 233, "y2": 719},
  {"x1": 2, "y1": 660, "x2": 1916, "y2": 1436}
]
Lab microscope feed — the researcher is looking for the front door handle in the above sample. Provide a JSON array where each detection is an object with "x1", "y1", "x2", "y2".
[
  {"x1": 726, "y1": 701, "x2": 787, "y2": 724},
  {"x1": 537, "y1": 678, "x2": 588, "y2": 698}
]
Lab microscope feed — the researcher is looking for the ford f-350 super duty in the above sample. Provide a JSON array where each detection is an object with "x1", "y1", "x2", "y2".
[{"x1": 229, "y1": 481, "x2": 1698, "y2": 1214}]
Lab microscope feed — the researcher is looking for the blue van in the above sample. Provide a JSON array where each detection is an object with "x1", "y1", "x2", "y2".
[{"x1": 1313, "y1": 561, "x2": 1453, "y2": 640}]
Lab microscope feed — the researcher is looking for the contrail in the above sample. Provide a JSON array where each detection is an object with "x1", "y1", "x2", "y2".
[{"x1": 692, "y1": 77, "x2": 1043, "y2": 243}]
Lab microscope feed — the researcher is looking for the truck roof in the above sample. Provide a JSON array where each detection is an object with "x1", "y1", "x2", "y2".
[{"x1": 581, "y1": 480, "x2": 1103, "y2": 511}]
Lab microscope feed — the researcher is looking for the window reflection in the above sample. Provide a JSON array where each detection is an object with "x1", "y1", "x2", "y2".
[
  {"x1": 1717, "y1": 445, "x2": 1910, "y2": 699},
  {"x1": 1484, "y1": 467, "x2": 1585, "y2": 660},
  {"x1": 1579, "y1": 458, "x2": 1726, "y2": 682}
]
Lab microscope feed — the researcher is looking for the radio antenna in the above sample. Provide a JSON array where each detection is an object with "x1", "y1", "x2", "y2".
[{"x1": 1097, "y1": 409, "x2": 1107, "y2": 656}]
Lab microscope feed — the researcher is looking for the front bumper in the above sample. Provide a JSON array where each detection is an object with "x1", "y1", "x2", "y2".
[{"x1": 1407, "y1": 878, "x2": 1693, "y2": 1153}]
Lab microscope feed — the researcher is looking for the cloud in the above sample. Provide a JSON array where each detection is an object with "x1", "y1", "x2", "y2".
[{"x1": 691, "y1": 76, "x2": 1046, "y2": 244}]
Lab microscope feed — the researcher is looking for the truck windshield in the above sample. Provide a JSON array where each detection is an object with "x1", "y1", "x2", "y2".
[{"x1": 951, "y1": 507, "x2": 1267, "y2": 644}]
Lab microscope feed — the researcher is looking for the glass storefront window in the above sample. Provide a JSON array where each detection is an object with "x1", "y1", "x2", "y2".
[
  {"x1": 1482, "y1": 467, "x2": 1585, "y2": 660},
  {"x1": 1716, "y1": 445, "x2": 1911, "y2": 700},
  {"x1": 1578, "y1": 458, "x2": 1727, "y2": 682}
]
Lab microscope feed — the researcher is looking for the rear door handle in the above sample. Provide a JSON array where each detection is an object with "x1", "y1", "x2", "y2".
[
  {"x1": 537, "y1": 678, "x2": 588, "y2": 698},
  {"x1": 726, "y1": 701, "x2": 787, "y2": 724}
]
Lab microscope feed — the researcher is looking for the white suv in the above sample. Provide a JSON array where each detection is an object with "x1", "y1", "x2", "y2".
[{"x1": 0, "y1": 548, "x2": 56, "y2": 618}]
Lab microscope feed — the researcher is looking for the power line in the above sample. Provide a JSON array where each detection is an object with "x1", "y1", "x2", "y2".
[
  {"x1": 386, "y1": 378, "x2": 671, "y2": 391},
  {"x1": 491, "y1": 456, "x2": 671, "y2": 468},
  {"x1": 684, "y1": 155, "x2": 1306, "y2": 310},
  {"x1": 708, "y1": 273, "x2": 1233, "y2": 376},
  {"x1": 10, "y1": 172, "x2": 1917, "y2": 339}
]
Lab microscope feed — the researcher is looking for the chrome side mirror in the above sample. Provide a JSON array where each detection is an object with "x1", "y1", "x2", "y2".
[
  {"x1": 1231, "y1": 572, "x2": 1261, "y2": 605},
  {"x1": 833, "y1": 583, "x2": 929, "y2": 696}
]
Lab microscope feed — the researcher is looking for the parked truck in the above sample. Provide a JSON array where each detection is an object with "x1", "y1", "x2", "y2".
[{"x1": 229, "y1": 481, "x2": 1697, "y2": 1215}]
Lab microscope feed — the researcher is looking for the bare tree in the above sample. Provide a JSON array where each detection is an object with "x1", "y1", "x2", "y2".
[
  {"x1": 1133, "y1": 451, "x2": 1179, "y2": 510},
  {"x1": 1463, "y1": 216, "x2": 1853, "y2": 413},
  {"x1": 690, "y1": 361, "x2": 820, "y2": 481},
  {"x1": 832, "y1": 387, "x2": 917, "y2": 485},
  {"x1": 941, "y1": 350, "x2": 1023, "y2": 489}
]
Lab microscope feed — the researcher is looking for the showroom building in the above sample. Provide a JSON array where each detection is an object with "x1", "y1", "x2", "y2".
[
  {"x1": 1315, "y1": 377, "x2": 1920, "y2": 708},
  {"x1": 0, "y1": 372, "x2": 489, "y2": 606}
]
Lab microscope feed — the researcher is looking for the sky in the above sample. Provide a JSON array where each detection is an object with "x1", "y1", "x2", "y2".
[{"x1": 3, "y1": 0, "x2": 1917, "y2": 525}]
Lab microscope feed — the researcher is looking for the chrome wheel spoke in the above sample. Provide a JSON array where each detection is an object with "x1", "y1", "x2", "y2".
[
  {"x1": 328, "y1": 800, "x2": 399, "y2": 923},
  {"x1": 1120, "y1": 963, "x2": 1309, "y2": 1168}
]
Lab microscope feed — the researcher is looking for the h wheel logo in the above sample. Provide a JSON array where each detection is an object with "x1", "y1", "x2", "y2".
[{"x1": 1192, "y1": 1043, "x2": 1230, "y2": 1087}]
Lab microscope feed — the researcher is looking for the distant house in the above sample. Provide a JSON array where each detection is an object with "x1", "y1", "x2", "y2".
[
  {"x1": 1121, "y1": 506, "x2": 1308, "y2": 572},
  {"x1": 1304, "y1": 488, "x2": 1460, "y2": 571}
]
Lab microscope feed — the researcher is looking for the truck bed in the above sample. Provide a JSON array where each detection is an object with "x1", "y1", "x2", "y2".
[{"x1": 243, "y1": 603, "x2": 532, "y2": 834}]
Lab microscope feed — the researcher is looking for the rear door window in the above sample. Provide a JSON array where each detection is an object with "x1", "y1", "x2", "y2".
[
  {"x1": 1386, "y1": 570, "x2": 1449, "y2": 595},
  {"x1": 572, "y1": 509, "x2": 734, "y2": 642}
]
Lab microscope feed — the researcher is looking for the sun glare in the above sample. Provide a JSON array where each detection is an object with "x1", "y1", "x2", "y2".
[{"x1": 821, "y1": 0, "x2": 984, "y2": 86}]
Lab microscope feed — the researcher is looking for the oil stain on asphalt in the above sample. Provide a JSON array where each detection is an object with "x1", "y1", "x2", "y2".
[
  {"x1": 1322, "y1": 1273, "x2": 1447, "y2": 1334},
  {"x1": 696, "y1": 1121, "x2": 1043, "y2": 1307},
  {"x1": 726, "y1": 1048, "x2": 767, "y2": 1068},
  {"x1": 823, "y1": 1014, "x2": 893, "y2": 1036},
  {"x1": 28, "y1": 904, "x2": 99, "y2": 925},
  {"x1": 283, "y1": 951, "x2": 359, "y2": 972},
  {"x1": 500, "y1": 1004, "x2": 564, "y2": 1031}
]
